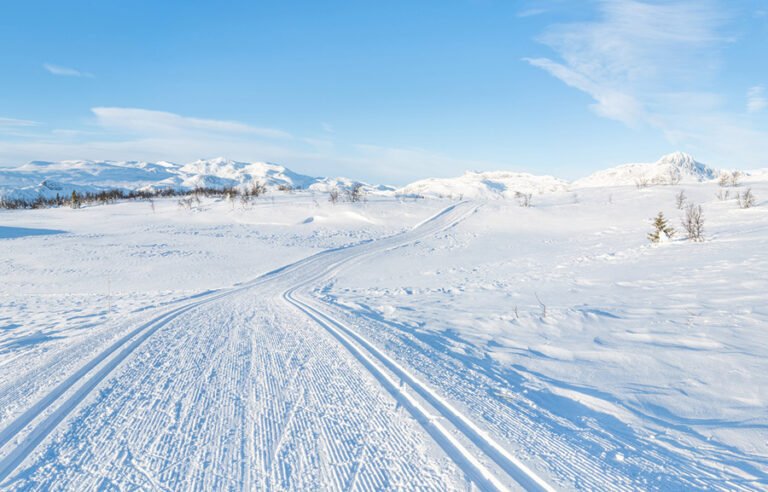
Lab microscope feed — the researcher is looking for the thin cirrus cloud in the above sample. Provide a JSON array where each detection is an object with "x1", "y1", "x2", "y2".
[
  {"x1": 525, "y1": 0, "x2": 724, "y2": 126},
  {"x1": 0, "y1": 107, "x2": 488, "y2": 184},
  {"x1": 43, "y1": 63, "x2": 93, "y2": 77},
  {"x1": 0, "y1": 117, "x2": 38, "y2": 127},
  {"x1": 91, "y1": 107, "x2": 293, "y2": 139},
  {"x1": 524, "y1": 0, "x2": 768, "y2": 167}
]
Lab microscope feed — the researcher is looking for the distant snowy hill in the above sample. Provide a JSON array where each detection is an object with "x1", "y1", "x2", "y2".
[
  {"x1": 2, "y1": 152, "x2": 762, "y2": 203},
  {"x1": 0, "y1": 158, "x2": 384, "y2": 200},
  {"x1": 396, "y1": 171, "x2": 568, "y2": 199},
  {"x1": 572, "y1": 152, "x2": 719, "y2": 188},
  {"x1": 308, "y1": 176, "x2": 395, "y2": 194}
]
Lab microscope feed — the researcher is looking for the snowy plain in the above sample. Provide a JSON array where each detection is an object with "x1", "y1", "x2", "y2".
[{"x1": 0, "y1": 156, "x2": 767, "y2": 490}]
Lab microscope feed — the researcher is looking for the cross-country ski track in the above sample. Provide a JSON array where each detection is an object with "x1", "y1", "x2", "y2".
[
  {"x1": 3, "y1": 200, "x2": 752, "y2": 491},
  {"x1": 0, "y1": 202, "x2": 544, "y2": 491}
]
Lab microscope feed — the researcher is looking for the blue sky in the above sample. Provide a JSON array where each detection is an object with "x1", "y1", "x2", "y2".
[{"x1": 1, "y1": 0, "x2": 766, "y2": 183}]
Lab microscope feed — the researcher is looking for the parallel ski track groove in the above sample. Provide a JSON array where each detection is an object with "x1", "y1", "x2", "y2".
[
  {"x1": 0, "y1": 201, "x2": 551, "y2": 491},
  {"x1": 281, "y1": 202, "x2": 556, "y2": 492}
]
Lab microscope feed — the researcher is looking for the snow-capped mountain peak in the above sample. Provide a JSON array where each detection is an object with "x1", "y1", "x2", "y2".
[{"x1": 572, "y1": 152, "x2": 719, "y2": 188}]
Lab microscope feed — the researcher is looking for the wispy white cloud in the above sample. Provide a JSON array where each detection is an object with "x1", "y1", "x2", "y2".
[
  {"x1": 0, "y1": 117, "x2": 38, "y2": 127},
  {"x1": 0, "y1": 108, "x2": 501, "y2": 183},
  {"x1": 526, "y1": 0, "x2": 724, "y2": 124},
  {"x1": 43, "y1": 63, "x2": 93, "y2": 77},
  {"x1": 92, "y1": 107, "x2": 292, "y2": 139},
  {"x1": 747, "y1": 85, "x2": 767, "y2": 113},
  {"x1": 524, "y1": 57, "x2": 646, "y2": 125},
  {"x1": 517, "y1": 8, "x2": 548, "y2": 18},
  {"x1": 526, "y1": 0, "x2": 768, "y2": 168}
]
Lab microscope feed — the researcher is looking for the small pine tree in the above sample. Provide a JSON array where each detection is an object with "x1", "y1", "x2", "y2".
[
  {"x1": 648, "y1": 212, "x2": 675, "y2": 243},
  {"x1": 70, "y1": 190, "x2": 80, "y2": 209}
]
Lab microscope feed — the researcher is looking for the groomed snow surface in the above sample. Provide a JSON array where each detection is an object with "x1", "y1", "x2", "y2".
[{"x1": 1, "y1": 178, "x2": 767, "y2": 490}]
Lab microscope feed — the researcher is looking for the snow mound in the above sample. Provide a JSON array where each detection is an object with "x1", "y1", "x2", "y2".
[
  {"x1": 573, "y1": 152, "x2": 719, "y2": 188},
  {"x1": 397, "y1": 171, "x2": 568, "y2": 199}
]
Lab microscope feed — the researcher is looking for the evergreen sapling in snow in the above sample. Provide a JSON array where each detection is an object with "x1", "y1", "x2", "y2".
[{"x1": 648, "y1": 212, "x2": 675, "y2": 243}]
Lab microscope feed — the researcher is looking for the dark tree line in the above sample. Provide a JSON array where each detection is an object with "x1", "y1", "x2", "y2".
[{"x1": 0, "y1": 185, "x2": 266, "y2": 210}]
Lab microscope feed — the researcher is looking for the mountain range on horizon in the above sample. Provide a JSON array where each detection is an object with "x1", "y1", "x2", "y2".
[{"x1": 1, "y1": 152, "x2": 765, "y2": 202}]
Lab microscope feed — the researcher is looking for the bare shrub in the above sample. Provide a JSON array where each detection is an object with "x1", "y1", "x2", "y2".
[
  {"x1": 681, "y1": 203, "x2": 704, "y2": 242},
  {"x1": 345, "y1": 183, "x2": 365, "y2": 203},
  {"x1": 675, "y1": 190, "x2": 686, "y2": 209},
  {"x1": 515, "y1": 191, "x2": 532, "y2": 207},
  {"x1": 328, "y1": 188, "x2": 340, "y2": 204},
  {"x1": 250, "y1": 182, "x2": 267, "y2": 197},
  {"x1": 738, "y1": 188, "x2": 756, "y2": 209},
  {"x1": 177, "y1": 197, "x2": 195, "y2": 210},
  {"x1": 719, "y1": 171, "x2": 741, "y2": 187}
]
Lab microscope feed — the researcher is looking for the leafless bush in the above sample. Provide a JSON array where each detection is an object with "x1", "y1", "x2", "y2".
[
  {"x1": 250, "y1": 182, "x2": 267, "y2": 197},
  {"x1": 328, "y1": 188, "x2": 340, "y2": 204},
  {"x1": 716, "y1": 189, "x2": 730, "y2": 201},
  {"x1": 345, "y1": 183, "x2": 365, "y2": 203},
  {"x1": 719, "y1": 171, "x2": 741, "y2": 187},
  {"x1": 738, "y1": 188, "x2": 756, "y2": 209},
  {"x1": 681, "y1": 203, "x2": 704, "y2": 241},
  {"x1": 668, "y1": 169, "x2": 682, "y2": 185},
  {"x1": 277, "y1": 184, "x2": 293, "y2": 193},
  {"x1": 177, "y1": 197, "x2": 196, "y2": 210},
  {"x1": 634, "y1": 177, "x2": 649, "y2": 189},
  {"x1": 515, "y1": 191, "x2": 532, "y2": 207},
  {"x1": 675, "y1": 190, "x2": 686, "y2": 209}
]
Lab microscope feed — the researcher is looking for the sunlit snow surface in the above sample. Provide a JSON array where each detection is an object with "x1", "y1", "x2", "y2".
[{"x1": 1, "y1": 180, "x2": 766, "y2": 490}]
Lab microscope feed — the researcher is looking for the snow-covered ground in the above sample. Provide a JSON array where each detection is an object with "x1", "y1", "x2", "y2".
[{"x1": 1, "y1": 171, "x2": 767, "y2": 489}]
